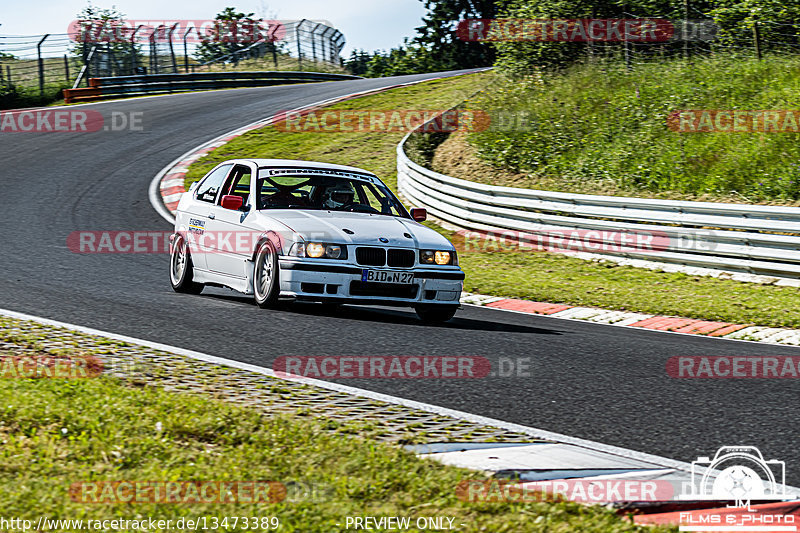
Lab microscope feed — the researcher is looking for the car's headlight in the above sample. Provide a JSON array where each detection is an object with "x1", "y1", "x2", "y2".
[
  {"x1": 291, "y1": 242, "x2": 347, "y2": 260},
  {"x1": 306, "y1": 243, "x2": 325, "y2": 258},
  {"x1": 323, "y1": 244, "x2": 343, "y2": 259},
  {"x1": 420, "y1": 250, "x2": 455, "y2": 265}
]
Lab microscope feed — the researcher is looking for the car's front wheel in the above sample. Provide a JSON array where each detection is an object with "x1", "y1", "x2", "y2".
[
  {"x1": 254, "y1": 240, "x2": 280, "y2": 308},
  {"x1": 415, "y1": 305, "x2": 458, "y2": 324},
  {"x1": 169, "y1": 233, "x2": 204, "y2": 294}
]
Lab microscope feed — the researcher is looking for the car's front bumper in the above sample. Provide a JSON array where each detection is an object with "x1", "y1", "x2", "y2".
[{"x1": 278, "y1": 259, "x2": 464, "y2": 306}]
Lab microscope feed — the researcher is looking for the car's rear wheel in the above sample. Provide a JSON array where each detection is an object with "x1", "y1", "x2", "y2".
[
  {"x1": 254, "y1": 240, "x2": 280, "y2": 308},
  {"x1": 415, "y1": 305, "x2": 458, "y2": 324},
  {"x1": 169, "y1": 233, "x2": 204, "y2": 294}
]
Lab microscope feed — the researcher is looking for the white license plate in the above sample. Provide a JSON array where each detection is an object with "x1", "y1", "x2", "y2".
[{"x1": 361, "y1": 269, "x2": 415, "y2": 284}]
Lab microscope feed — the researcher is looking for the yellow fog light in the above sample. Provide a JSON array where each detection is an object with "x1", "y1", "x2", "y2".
[
  {"x1": 434, "y1": 251, "x2": 451, "y2": 265},
  {"x1": 307, "y1": 243, "x2": 325, "y2": 258}
]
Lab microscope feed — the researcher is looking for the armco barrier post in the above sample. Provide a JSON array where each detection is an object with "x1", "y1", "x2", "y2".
[
  {"x1": 183, "y1": 28, "x2": 193, "y2": 73},
  {"x1": 266, "y1": 23, "x2": 279, "y2": 68},
  {"x1": 753, "y1": 22, "x2": 762, "y2": 60},
  {"x1": 296, "y1": 19, "x2": 305, "y2": 70},
  {"x1": 168, "y1": 23, "x2": 179, "y2": 73},
  {"x1": 131, "y1": 25, "x2": 144, "y2": 76},
  {"x1": 683, "y1": 0, "x2": 690, "y2": 59},
  {"x1": 108, "y1": 44, "x2": 116, "y2": 77},
  {"x1": 311, "y1": 23, "x2": 322, "y2": 62},
  {"x1": 37, "y1": 34, "x2": 49, "y2": 98}
]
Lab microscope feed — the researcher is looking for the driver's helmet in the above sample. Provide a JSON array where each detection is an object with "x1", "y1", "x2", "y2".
[{"x1": 322, "y1": 184, "x2": 355, "y2": 209}]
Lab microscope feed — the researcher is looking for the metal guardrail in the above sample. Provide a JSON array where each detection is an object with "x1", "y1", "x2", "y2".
[
  {"x1": 63, "y1": 70, "x2": 361, "y2": 103},
  {"x1": 397, "y1": 127, "x2": 800, "y2": 279}
]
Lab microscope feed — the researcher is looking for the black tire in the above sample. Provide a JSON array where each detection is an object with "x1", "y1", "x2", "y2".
[
  {"x1": 169, "y1": 234, "x2": 204, "y2": 294},
  {"x1": 415, "y1": 305, "x2": 458, "y2": 324},
  {"x1": 254, "y1": 240, "x2": 280, "y2": 308}
]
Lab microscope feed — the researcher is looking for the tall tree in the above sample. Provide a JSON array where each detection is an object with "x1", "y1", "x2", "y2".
[
  {"x1": 194, "y1": 7, "x2": 268, "y2": 64},
  {"x1": 414, "y1": 0, "x2": 499, "y2": 69},
  {"x1": 70, "y1": 4, "x2": 140, "y2": 76}
]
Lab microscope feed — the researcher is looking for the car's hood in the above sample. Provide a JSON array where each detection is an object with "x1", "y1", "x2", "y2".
[{"x1": 256, "y1": 210, "x2": 454, "y2": 249}]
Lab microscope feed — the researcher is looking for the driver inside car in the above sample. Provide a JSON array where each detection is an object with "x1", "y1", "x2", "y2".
[{"x1": 321, "y1": 183, "x2": 356, "y2": 210}]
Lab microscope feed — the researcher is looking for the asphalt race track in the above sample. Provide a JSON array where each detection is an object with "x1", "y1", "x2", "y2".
[{"x1": 2, "y1": 70, "x2": 799, "y2": 483}]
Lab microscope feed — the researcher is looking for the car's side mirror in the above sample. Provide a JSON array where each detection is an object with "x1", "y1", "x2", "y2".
[
  {"x1": 221, "y1": 195, "x2": 244, "y2": 211},
  {"x1": 410, "y1": 208, "x2": 427, "y2": 222}
]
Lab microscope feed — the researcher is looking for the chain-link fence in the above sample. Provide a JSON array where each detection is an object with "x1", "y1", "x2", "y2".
[
  {"x1": 280, "y1": 19, "x2": 346, "y2": 67},
  {"x1": 0, "y1": 19, "x2": 346, "y2": 108},
  {"x1": 0, "y1": 34, "x2": 82, "y2": 106}
]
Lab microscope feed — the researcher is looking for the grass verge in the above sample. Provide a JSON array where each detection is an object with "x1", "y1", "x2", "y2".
[
  {"x1": 464, "y1": 54, "x2": 800, "y2": 204},
  {"x1": 184, "y1": 72, "x2": 494, "y2": 190},
  {"x1": 183, "y1": 72, "x2": 800, "y2": 329},
  {"x1": 0, "y1": 325, "x2": 666, "y2": 531}
]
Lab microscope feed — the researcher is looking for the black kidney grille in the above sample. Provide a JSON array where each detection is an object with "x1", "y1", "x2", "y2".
[
  {"x1": 356, "y1": 247, "x2": 386, "y2": 266},
  {"x1": 387, "y1": 249, "x2": 415, "y2": 267}
]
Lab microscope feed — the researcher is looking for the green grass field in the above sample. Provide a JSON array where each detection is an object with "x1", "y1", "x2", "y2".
[
  {"x1": 0, "y1": 326, "x2": 667, "y2": 532},
  {"x1": 183, "y1": 71, "x2": 800, "y2": 329},
  {"x1": 466, "y1": 54, "x2": 800, "y2": 204}
]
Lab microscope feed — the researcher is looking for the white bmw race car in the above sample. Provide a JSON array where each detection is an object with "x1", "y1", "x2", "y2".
[{"x1": 169, "y1": 159, "x2": 464, "y2": 323}]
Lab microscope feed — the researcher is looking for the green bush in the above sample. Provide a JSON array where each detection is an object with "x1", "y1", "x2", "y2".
[{"x1": 0, "y1": 83, "x2": 66, "y2": 110}]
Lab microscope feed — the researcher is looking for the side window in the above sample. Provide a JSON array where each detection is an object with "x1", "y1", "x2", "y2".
[
  {"x1": 220, "y1": 165, "x2": 252, "y2": 204},
  {"x1": 196, "y1": 164, "x2": 232, "y2": 203}
]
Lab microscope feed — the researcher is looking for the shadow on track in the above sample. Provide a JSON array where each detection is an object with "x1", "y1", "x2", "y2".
[{"x1": 197, "y1": 291, "x2": 562, "y2": 336}]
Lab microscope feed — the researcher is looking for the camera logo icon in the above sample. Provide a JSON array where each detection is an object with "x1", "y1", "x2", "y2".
[{"x1": 681, "y1": 446, "x2": 792, "y2": 507}]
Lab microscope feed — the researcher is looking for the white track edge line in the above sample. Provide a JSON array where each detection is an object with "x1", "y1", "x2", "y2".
[{"x1": 0, "y1": 306, "x2": 703, "y2": 475}]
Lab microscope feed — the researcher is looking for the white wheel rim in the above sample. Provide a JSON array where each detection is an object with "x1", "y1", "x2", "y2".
[
  {"x1": 256, "y1": 244, "x2": 273, "y2": 299},
  {"x1": 171, "y1": 236, "x2": 187, "y2": 284}
]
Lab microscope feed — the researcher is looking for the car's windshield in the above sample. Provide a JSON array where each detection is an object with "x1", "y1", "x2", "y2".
[{"x1": 256, "y1": 168, "x2": 408, "y2": 217}]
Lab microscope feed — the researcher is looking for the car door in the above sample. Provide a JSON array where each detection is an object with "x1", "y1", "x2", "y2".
[
  {"x1": 182, "y1": 163, "x2": 233, "y2": 270},
  {"x1": 205, "y1": 163, "x2": 256, "y2": 279}
]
